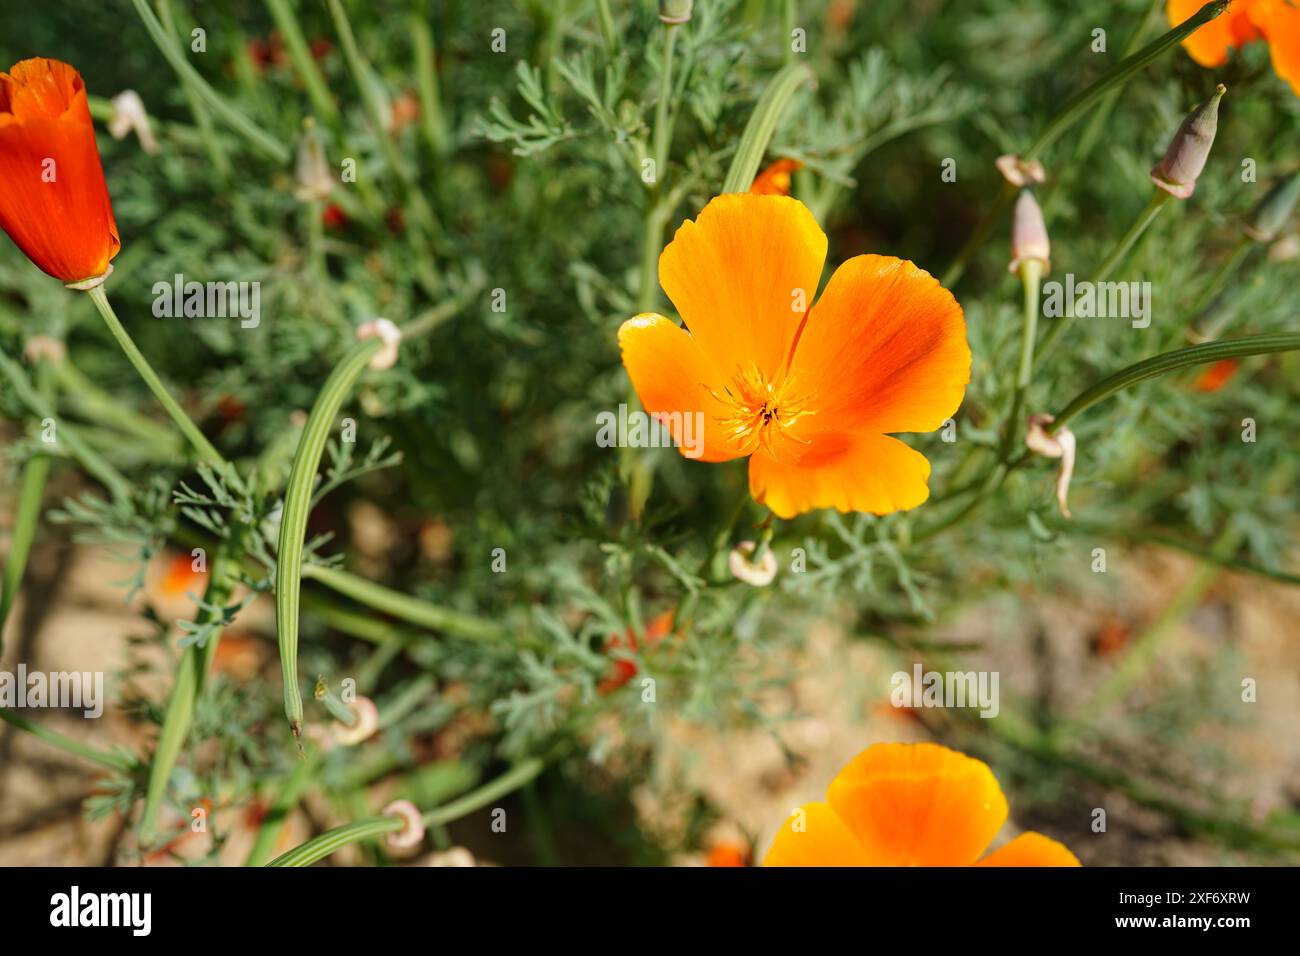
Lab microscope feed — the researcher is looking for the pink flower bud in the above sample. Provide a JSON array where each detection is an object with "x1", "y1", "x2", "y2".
[
  {"x1": 1150, "y1": 84, "x2": 1226, "y2": 200},
  {"x1": 1009, "y1": 189, "x2": 1050, "y2": 275}
]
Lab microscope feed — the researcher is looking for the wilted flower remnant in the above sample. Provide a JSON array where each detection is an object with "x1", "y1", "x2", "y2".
[
  {"x1": 729, "y1": 540, "x2": 778, "y2": 586},
  {"x1": 107, "y1": 90, "x2": 159, "y2": 155},
  {"x1": 382, "y1": 800, "x2": 426, "y2": 851},
  {"x1": 995, "y1": 154, "x2": 1046, "y2": 188},
  {"x1": 618, "y1": 194, "x2": 971, "y2": 518},
  {"x1": 1024, "y1": 413, "x2": 1076, "y2": 519},
  {"x1": 764, "y1": 742, "x2": 1080, "y2": 866}
]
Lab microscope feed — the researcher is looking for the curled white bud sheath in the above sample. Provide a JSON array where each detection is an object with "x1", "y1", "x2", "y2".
[
  {"x1": 382, "y1": 800, "x2": 426, "y2": 850},
  {"x1": 23, "y1": 335, "x2": 66, "y2": 365},
  {"x1": 729, "y1": 540, "x2": 778, "y2": 587},
  {"x1": 108, "y1": 90, "x2": 160, "y2": 155},
  {"x1": 996, "y1": 154, "x2": 1046, "y2": 188},
  {"x1": 1009, "y1": 189, "x2": 1050, "y2": 275},
  {"x1": 357, "y1": 318, "x2": 402, "y2": 370},
  {"x1": 334, "y1": 695, "x2": 379, "y2": 746},
  {"x1": 1150, "y1": 84, "x2": 1226, "y2": 200},
  {"x1": 1025, "y1": 413, "x2": 1076, "y2": 520},
  {"x1": 64, "y1": 264, "x2": 113, "y2": 291},
  {"x1": 422, "y1": 847, "x2": 477, "y2": 867}
]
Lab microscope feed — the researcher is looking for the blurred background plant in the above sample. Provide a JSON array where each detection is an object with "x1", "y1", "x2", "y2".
[{"x1": 1, "y1": 0, "x2": 1298, "y2": 866}]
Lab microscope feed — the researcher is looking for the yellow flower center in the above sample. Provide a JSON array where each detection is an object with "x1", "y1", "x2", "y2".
[{"x1": 712, "y1": 363, "x2": 816, "y2": 457}]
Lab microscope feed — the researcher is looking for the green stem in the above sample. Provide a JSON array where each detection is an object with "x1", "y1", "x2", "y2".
[
  {"x1": 941, "y1": 0, "x2": 1228, "y2": 287},
  {"x1": 1, "y1": 360, "x2": 56, "y2": 647},
  {"x1": 1188, "y1": 236, "x2": 1253, "y2": 340},
  {"x1": 265, "y1": 0, "x2": 340, "y2": 126},
  {"x1": 129, "y1": 0, "x2": 289, "y2": 163},
  {"x1": 138, "y1": 545, "x2": 241, "y2": 840},
  {"x1": 244, "y1": 751, "x2": 321, "y2": 866},
  {"x1": 0, "y1": 709, "x2": 133, "y2": 772},
  {"x1": 1051, "y1": 332, "x2": 1300, "y2": 430},
  {"x1": 1003, "y1": 258, "x2": 1043, "y2": 455},
  {"x1": 595, "y1": 0, "x2": 618, "y2": 57},
  {"x1": 1034, "y1": 189, "x2": 1171, "y2": 364},
  {"x1": 156, "y1": 0, "x2": 231, "y2": 183},
  {"x1": 86, "y1": 285, "x2": 225, "y2": 464},
  {"x1": 1055, "y1": 523, "x2": 1240, "y2": 740},
  {"x1": 266, "y1": 759, "x2": 545, "y2": 866},
  {"x1": 411, "y1": 12, "x2": 449, "y2": 157},
  {"x1": 722, "y1": 62, "x2": 815, "y2": 195},
  {"x1": 300, "y1": 564, "x2": 503, "y2": 640},
  {"x1": 52, "y1": 359, "x2": 180, "y2": 453},
  {"x1": 275, "y1": 339, "x2": 382, "y2": 737}
]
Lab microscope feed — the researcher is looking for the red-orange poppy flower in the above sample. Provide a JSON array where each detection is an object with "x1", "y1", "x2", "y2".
[
  {"x1": 706, "y1": 840, "x2": 750, "y2": 867},
  {"x1": 598, "y1": 609, "x2": 676, "y2": 694},
  {"x1": 0, "y1": 58, "x2": 120, "y2": 284},
  {"x1": 750, "y1": 158, "x2": 803, "y2": 196},
  {"x1": 1192, "y1": 356, "x2": 1241, "y2": 392},
  {"x1": 764, "y1": 742, "x2": 1081, "y2": 866},
  {"x1": 1170, "y1": 0, "x2": 1300, "y2": 96},
  {"x1": 618, "y1": 194, "x2": 970, "y2": 519}
]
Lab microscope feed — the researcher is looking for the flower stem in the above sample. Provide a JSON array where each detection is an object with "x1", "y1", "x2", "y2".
[
  {"x1": 85, "y1": 285, "x2": 225, "y2": 465},
  {"x1": 0, "y1": 708, "x2": 132, "y2": 773},
  {"x1": 1034, "y1": 189, "x2": 1171, "y2": 365},
  {"x1": 941, "y1": 0, "x2": 1228, "y2": 287},
  {"x1": 1003, "y1": 258, "x2": 1042, "y2": 456},
  {"x1": 138, "y1": 543, "x2": 242, "y2": 841},
  {"x1": 722, "y1": 61, "x2": 815, "y2": 195}
]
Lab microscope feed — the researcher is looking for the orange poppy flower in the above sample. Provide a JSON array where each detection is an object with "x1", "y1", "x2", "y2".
[
  {"x1": 749, "y1": 158, "x2": 803, "y2": 196},
  {"x1": 1170, "y1": 0, "x2": 1300, "y2": 96},
  {"x1": 0, "y1": 58, "x2": 120, "y2": 284},
  {"x1": 618, "y1": 194, "x2": 970, "y2": 519},
  {"x1": 764, "y1": 742, "x2": 1081, "y2": 867}
]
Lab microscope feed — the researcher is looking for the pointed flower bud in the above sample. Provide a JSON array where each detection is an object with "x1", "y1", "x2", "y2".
[
  {"x1": 1244, "y1": 169, "x2": 1300, "y2": 242},
  {"x1": 659, "y1": 0, "x2": 693, "y2": 24},
  {"x1": 1150, "y1": 84, "x2": 1226, "y2": 199},
  {"x1": 1009, "y1": 189, "x2": 1050, "y2": 275},
  {"x1": 293, "y1": 117, "x2": 333, "y2": 202}
]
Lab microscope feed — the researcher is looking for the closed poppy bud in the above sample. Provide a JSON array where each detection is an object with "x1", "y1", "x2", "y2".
[
  {"x1": 1008, "y1": 189, "x2": 1050, "y2": 275},
  {"x1": 0, "y1": 58, "x2": 120, "y2": 286},
  {"x1": 659, "y1": 0, "x2": 693, "y2": 24},
  {"x1": 293, "y1": 117, "x2": 332, "y2": 202},
  {"x1": 1150, "y1": 84, "x2": 1226, "y2": 199},
  {"x1": 1244, "y1": 169, "x2": 1300, "y2": 242}
]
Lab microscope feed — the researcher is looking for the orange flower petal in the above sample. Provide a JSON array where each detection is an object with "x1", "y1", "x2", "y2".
[
  {"x1": 617, "y1": 313, "x2": 747, "y2": 462},
  {"x1": 762, "y1": 801, "x2": 871, "y2": 867},
  {"x1": 788, "y1": 255, "x2": 970, "y2": 436},
  {"x1": 1168, "y1": 0, "x2": 1262, "y2": 68},
  {"x1": 748, "y1": 429, "x2": 931, "y2": 519},
  {"x1": 1251, "y1": 0, "x2": 1300, "y2": 96},
  {"x1": 824, "y1": 742, "x2": 1009, "y2": 866},
  {"x1": 0, "y1": 58, "x2": 120, "y2": 283},
  {"x1": 658, "y1": 193, "x2": 827, "y2": 380},
  {"x1": 976, "y1": 832, "x2": 1082, "y2": 867}
]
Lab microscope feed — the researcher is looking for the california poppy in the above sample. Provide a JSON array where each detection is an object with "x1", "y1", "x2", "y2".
[
  {"x1": 1192, "y1": 356, "x2": 1240, "y2": 391},
  {"x1": 599, "y1": 610, "x2": 676, "y2": 694},
  {"x1": 749, "y1": 158, "x2": 803, "y2": 196},
  {"x1": 618, "y1": 194, "x2": 970, "y2": 519},
  {"x1": 0, "y1": 58, "x2": 120, "y2": 285},
  {"x1": 1170, "y1": 0, "x2": 1300, "y2": 96},
  {"x1": 764, "y1": 742, "x2": 1081, "y2": 866}
]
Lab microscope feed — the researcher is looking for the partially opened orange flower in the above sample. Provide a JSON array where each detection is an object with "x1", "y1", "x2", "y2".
[
  {"x1": 749, "y1": 158, "x2": 802, "y2": 196},
  {"x1": 1170, "y1": 0, "x2": 1300, "y2": 96},
  {"x1": 618, "y1": 193, "x2": 970, "y2": 519},
  {"x1": 764, "y1": 742, "x2": 1081, "y2": 867},
  {"x1": 0, "y1": 58, "x2": 119, "y2": 284}
]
